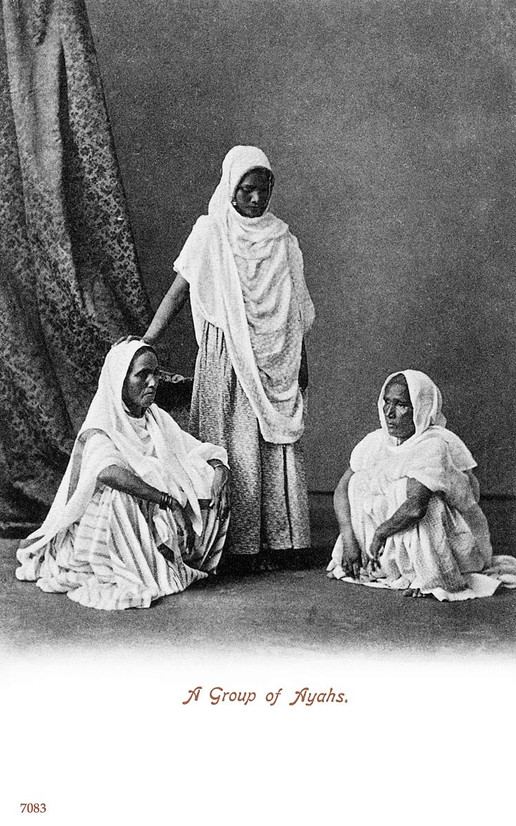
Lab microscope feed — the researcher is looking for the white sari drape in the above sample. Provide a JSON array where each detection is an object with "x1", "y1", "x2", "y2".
[
  {"x1": 17, "y1": 341, "x2": 229, "y2": 609},
  {"x1": 174, "y1": 145, "x2": 314, "y2": 444},
  {"x1": 328, "y1": 371, "x2": 516, "y2": 600}
]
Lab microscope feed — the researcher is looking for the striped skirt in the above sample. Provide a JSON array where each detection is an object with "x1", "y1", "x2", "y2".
[{"x1": 18, "y1": 487, "x2": 229, "y2": 610}]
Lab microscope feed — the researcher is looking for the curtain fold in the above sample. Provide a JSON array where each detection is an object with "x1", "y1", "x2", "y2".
[{"x1": 0, "y1": 0, "x2": 152, "y2": 532}]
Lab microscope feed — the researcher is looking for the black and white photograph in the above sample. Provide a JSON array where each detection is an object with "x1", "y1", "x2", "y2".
[{"x1": 1, "y1": 1, "x2": 515, "y2": 824}]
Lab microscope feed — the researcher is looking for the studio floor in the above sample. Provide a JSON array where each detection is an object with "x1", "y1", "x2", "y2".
[{"x1": 2, "y1": 495, "x2": 515, "y2": 659}]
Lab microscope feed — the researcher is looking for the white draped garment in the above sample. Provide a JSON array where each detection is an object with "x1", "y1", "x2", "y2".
[
  {"x1": 327, "y1": 370, "x2": 516, "y2": 600},
  {"x1": 16, "y1": 341, "x2": 229, "y2": 609},
  {"x1": 174, "y1": 145, "x2": 315, "y2": 444}
]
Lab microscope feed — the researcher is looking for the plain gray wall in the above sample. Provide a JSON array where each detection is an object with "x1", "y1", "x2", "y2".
[{"x1": 86, "y1": 0, "x2": 516, "y2": 495}]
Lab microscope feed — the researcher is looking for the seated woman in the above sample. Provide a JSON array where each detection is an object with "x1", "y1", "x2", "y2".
[
  {"x1": 16, "y1": 341, "x2": 230, "y2": 610},
  {"x1": 327, "y1": 370, "x2": 516, "y2": 600}
]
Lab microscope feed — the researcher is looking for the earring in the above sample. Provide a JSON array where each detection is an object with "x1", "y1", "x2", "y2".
[{"x1": 231, "y1": 199, "x2": 237, "y2": 206}]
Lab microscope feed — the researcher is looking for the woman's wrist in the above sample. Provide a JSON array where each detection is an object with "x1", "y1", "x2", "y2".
[
  {"x1": 374, "y1": 524, "x2": 388, "y2": 542},
  {"x1": 209, "y1": 460, "x2": 227, "y2": 471},
  {"x1": 159, "y1": 491, "x2": 175, "y2": 510},
  {"x1": 339, "y1": 522, "x2": 354, "y2": 537}
]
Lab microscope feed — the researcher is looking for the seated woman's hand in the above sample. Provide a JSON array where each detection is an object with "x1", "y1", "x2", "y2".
[
  {"x1": 159, "y1": 491, "x2": 184, "y2": 519},
  {"x1": 339, "y1": 526, "x2": 362, "y2": 580},
  {"x1": 368, "y1": 529, "x2": 386, "y2": 572},
  {"x1": 210, "y1": 465, "x2": 230, "y2": 517},
  {"x1": 159, "y1": 493, "x2": 196, "y2": 558}
]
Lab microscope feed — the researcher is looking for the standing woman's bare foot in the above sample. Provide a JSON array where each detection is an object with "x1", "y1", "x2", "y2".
[{"x1": 255, "y1": 546, "x2": 281, "y2": 572}]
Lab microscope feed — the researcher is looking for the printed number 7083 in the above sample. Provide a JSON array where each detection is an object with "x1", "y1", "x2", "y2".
[{"x1": 20, "y1": 804, "x2": 46, "y2": 813}]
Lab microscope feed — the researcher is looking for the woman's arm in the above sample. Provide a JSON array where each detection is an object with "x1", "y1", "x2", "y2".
[
  {"x1": 369, "y1": 478, "x2": 432, "y2": 569},
  {"x1": 143, "y1": 274, "x2": 190, "y2": 344},
  {"x1": 333, "y1": 467, "x2": 362, "y2": 578},
  {"x1": 97, "y1": 465, "x2": 165, "y2": 506}
]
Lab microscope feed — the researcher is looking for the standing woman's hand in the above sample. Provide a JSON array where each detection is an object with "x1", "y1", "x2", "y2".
[
  {"x1": 112, "y1": 334, "x2": 146, "y2": 348},
  {"x1": 298, "y1": 340, "x2": 308, "y2": 392}
]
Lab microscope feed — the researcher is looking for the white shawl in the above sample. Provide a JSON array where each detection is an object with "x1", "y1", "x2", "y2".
[
  {"x1": 20, "y1": 341, "x2": 227, "y2": 554},
  {"x1": 174, "y1": 145, "x2": 315, "y2": 444}
]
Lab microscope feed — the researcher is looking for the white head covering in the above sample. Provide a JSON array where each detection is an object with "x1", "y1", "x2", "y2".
[
  {"x1": 20, "y1": 341, "x2": 227, "y2": 554},
  {"x1": 208, "y1": 145, "x2": 287, "y2": 259},
  {"x1": 375, "y1": 369, "x2": 475, "y2": 467},
  {"x1": 378, "y1": 369, "x2": 447, "y2": 437},
  {"x1": 208, "y1": 145, "x2": 272, "y2": 215},
  {"x1": 174, "y1": 145, "x2": 315, "y2": 444}
]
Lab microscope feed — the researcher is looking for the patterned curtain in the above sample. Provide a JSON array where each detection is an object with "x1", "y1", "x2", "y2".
[{"x1": 0, "y1": 0, "x2": 152, "y2": 533}]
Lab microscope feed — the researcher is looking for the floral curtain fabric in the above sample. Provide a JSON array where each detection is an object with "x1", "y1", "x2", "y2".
[{"x1": 0, "y1": 0, "x2": 152, "y2": 532}]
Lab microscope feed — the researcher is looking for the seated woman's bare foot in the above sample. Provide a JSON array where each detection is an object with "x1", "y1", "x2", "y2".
[{"x1": 403, "y1": 587, "x2": 429, "y2": 598}]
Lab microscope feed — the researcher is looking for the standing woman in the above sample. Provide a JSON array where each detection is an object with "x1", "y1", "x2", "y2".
[{"x1": 143, "y1": 146, "x2": 315, "y2": 568}]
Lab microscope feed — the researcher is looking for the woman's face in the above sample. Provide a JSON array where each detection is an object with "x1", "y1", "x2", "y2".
[
  {"x1": 232, "y1": 168, "x2": 273, "y2": 218},
  {"x1": 122, "y1": 349, "x2": 160, "y2": 417},
  {"x1": 382, "y1": 380, "x2": 416, "y2": 443}
]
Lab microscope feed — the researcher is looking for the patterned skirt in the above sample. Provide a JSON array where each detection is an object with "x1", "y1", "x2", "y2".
[{"x1": 189, "y1": 322, "x2": 311, "y2": 556}]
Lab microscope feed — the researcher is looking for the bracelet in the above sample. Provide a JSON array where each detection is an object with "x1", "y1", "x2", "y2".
[
  {"x1": 211, "y1": 461, "x2": 227, "y2": 471},
  {"x1": 159, "y1": 492, "x2": 175, "y2": 510}
]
